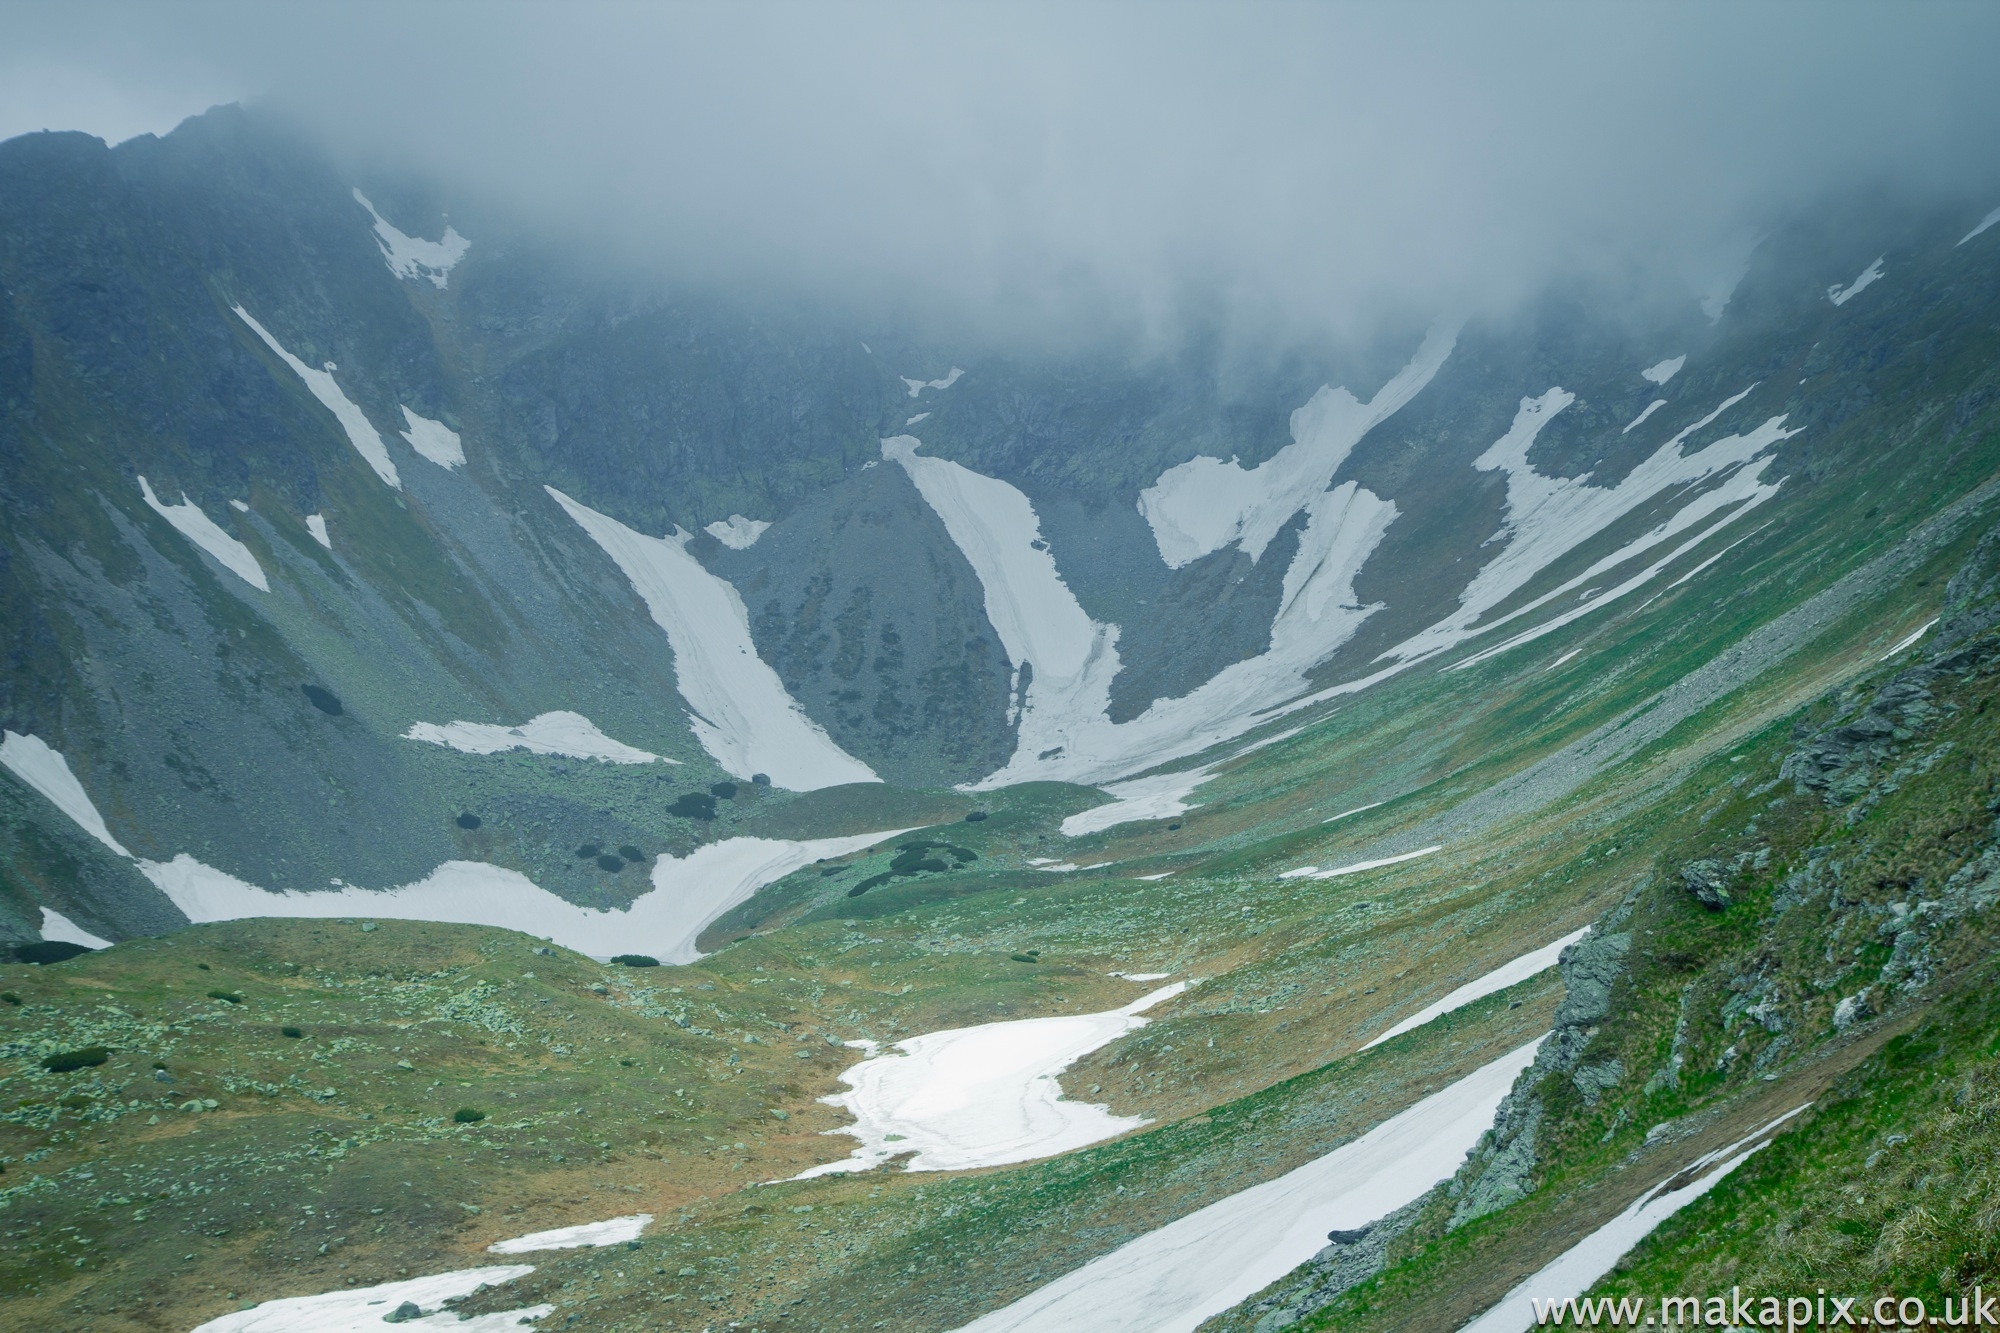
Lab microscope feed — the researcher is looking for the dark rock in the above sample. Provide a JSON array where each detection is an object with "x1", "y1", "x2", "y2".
[
  {"x1": 12, "y1": 940, "x2": 93, "y2": 964},
  {"x1": 1681, "y1": 859, "x2": 1732, "y2": 910},
  {"x1": 382, "y1": 1301, "x2": 423, "y2": 1323}
]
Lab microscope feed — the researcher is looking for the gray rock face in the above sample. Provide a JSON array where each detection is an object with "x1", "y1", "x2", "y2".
[{"x1": 1681, "y1": 859, "x2": 1733, "y2": 910}]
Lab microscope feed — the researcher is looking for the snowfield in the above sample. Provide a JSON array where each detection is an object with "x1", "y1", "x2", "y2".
[
  {"x1": 1137, "y1": 320, "x2": 1457, "y2": 569},
  {"x1": 1622, "y1": 399, "x2": 1667, "y2": 433},
  {"x1": 1360, "y1": 926, "x2": 1590, "y2": 1049},
  {"x1": 40, "y1": 907, "x2": 112, "y2": 949},
  {"x1": 190, "y1": 1264, "x2": 544, "y2": 1332},
  {"x1": 403, "y1": 710, "x2": 670, "y2": 764},
  {"x1": 1458, "y1": 1106, "x2": 1809, "y2": 1333},
  {"x1": 1640, "y1": 355, "x2": 1686, "y2": 384},
  {"x1": 351, "y1": 189, "x2": 470, "y2": 289},
  {"x1": 1828, "y1": 256, "x2": 1885, "y2": 306},
  {"x1": 1060, "y1": 767, "x2": 1217, "y2": 836},
  {"x1": 398, "y1": 406, "x2": 465, "y2": 469},
  {"x1": 489, "y1": 1214, "x2": 652, "y2": 1254},
  {"x1": 796, "y1": 982, "x2": 1190, "y2": 1178},
  {"x1": 547, "y1": 486, "x2": 878, "y2": 790},
  {"x1": 703, "y1": 514, "x2": 771, "y2": 549},
  {"x1": 136, "y1": 477, "x2": 269, "y2": 591},
  {"x1": 903, "y1": 367, "x2": 964, "y2": 397},
  {"x1": 952, "y1": 1038, "x2": 1545, "y2": 1333},
  {"x1": 139, "y1": 828, "x2": 914, "y2": 965},
  {"x1": 234, "y1": 306, "x2": 400, "y2": 489},
  {"x1": 1, "y1": 731, "x2": 131, "y2": 855}
]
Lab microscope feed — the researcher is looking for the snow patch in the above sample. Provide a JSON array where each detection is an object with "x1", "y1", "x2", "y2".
[
  {"x1": 703, "y1": 514, "x2": 771, "y2": 549},
  {"x1": 1640, "y1": 355, "x2": 1685, "y2": 385},
  {"x1": 546, "y1": 487, "x2": 878, "y2": 790},
  {"x1": 398, "y1": 407, "x2": 465, "y2": 469},
  {"x1": 952, "y1": 1039, "x2": 1544, "y2": 1333},
  {"x1": 1881, "y1": 617, "x2": 1938, "y2": 660},
  {"x1": 795, "y1": 982, "x2": 1188, "y2": 1177},
  {"x1": 1457, "y1": 1106, "x2": 1809, "y2": 1333},
  {"x1": 905, "y1": 412, "x2": 930, "y2": 426},
  {"x1": 351, "y1": 189, "x2": 470, "y2": 290},
  {"x1": 137, "y1": 477, "x2": 269, "y2": 591},
  {"x1": 1828, "y1": 256, "x2": 1885, "y2": 306},
  {"x1": 1137, "y1": 320, "x2": 1457, "y2": 568},
  {"x1": 41, "y1": 907, "x2": 111, "y2": 949},
  {"x1": 1, "y1": 730, "x2": 132, "y2": 856},
  {"x1": 403, "y1": 711, "x2": 670, "y2": 764},
  {"x1": 1280, "y1": 845, "x2": 1441, "y2": 881},
  {"x1": 190, "y1": 1264, "x2": 543, "y2": 1333},
  {"x1": 1111, "y1": 971, "x2": 1173, "y2": 981},
  {"x1": 234, "y1": 307, "x2": 400, "y2": 489},
  {"x1": 1361, "y1": 927, "x2": 1589, "y2": 1050},
  {"x1": 1621, "y1": 399, "x2": 1667, "y2": 434},
  {"x1": 1322, "y1": 801, "x2": 1383, "y2": 824},
  {"x1": 1544, "y1": 648, "x2": 1581, "y2": 671},
  {"x1": 305, "y1": 513, "x2": 331, "y2": 549},
  {"x1": 228, "y1": 499, "x2": 249, "y2": 513},
  {"x1": 902, "y1": 367, "x2": 964, "y2": 397},
  {"x1": 489, "y1": 1214, "x2": 652, "y2": 1254},
  {"x1": 139, "y1": 828, "x2": 914, "y2": 966},
  {"x1": 1061, "y1": 767, "x2": 1216, "y2": 837},
  {"x1": 1959, "y1": 204, "x2": 2000, "y2": 246}
]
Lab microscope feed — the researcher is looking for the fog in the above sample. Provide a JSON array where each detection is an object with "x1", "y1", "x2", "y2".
[{"x1": 7, "y1": 1, "x2": 2000, "y2": 346}]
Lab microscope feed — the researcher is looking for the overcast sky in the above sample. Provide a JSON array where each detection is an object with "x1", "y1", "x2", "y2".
[{"x1": 6, "y1": 1, "x2": 2000, "y2": 345}]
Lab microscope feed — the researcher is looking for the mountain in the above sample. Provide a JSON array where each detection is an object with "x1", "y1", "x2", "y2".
[{"x1": 3, "y1": 107, "x2": 2000, "y2": 1332}]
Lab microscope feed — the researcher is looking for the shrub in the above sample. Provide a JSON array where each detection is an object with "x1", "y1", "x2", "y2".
[
  {"x1": 1010, "y1": 953, "x2": 1039, "y2": 964},
  {"x1": 455, "y1": 813, "x2": 482, "y2": 830},
  {"x1": 964, "y1": 810, "x2": 988, "y2": 822},
  {"x1": 596, "y1": 854, "x2": 625, "y2": 872},
  {"x1": 41, "y1": 1046, "x2": 109, "y2": 1073},
  {"x1": 207, "y1": 989, "x2": 243, "y2": 1004},
  {"x1": 12, "y1": 941, "x2": 92, "y2": 965},
  {"x1": 668, "y1": 793, "x2": 717, "y2": 820},
  {"x1": 618, "y1": 844, "x2": 643, "y2": 862},
  {"x1": 847, "y1": 873, "x2": 895, "y2": 897},
  {"x1": 575, "y1": 843, "x2": 601, "y2": 859},
  {"x1": 1, "y1": 991, "x2": 19, "y2": 1005},
  {"x1": 300, "y1": 683, "x2": 344, "y2": 716},
  {"x1": 611, "y1": 954, "x2": 660, "y2": 967},
  {"x1": 751, "y1": 773, "x2": 771, "y2": 786},
  {"x1": 452, "y1": 1107, "x2": 486, "y2": 1124},
  {"x1": 710, "y1": 782, "x2": 738, "y2": 799},
  {"x1": 281, "y1": 1026, "x2": 304, "y2": 1039}
]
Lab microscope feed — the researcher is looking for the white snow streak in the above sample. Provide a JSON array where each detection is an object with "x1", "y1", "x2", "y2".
[
  {"x1": 1622, "y1": 399, "x2": 1667, "y2": 434},
  {"x1": 139, "y1": 828, "x2": 914, "y2": 966},
  {"x1": 189, "y1": 1264, "x2": 543, "y2": 1333},
  {"x1": 398, "y1": 407, "x2": 465, "y2": 469},
  {"x1": 796, "y1": 982, "x2": 1188, "y2": 1178},
  {"x1": 1361, "y1": 927, "x2": 1590, "y2": 1050},
  {"x1": 952, "y1": 1039, "x2": 1544, "y2": 1333},
  {"x1": 1640, "y1": 355, "x2": 1685, "y2": 385},
  {"x1": 880, "y1": 436, "x2": 1123, "y2": 778},
  {"x1": 1278, "y1": 845, "x2": 1440, "y2": 881},
  {"x1": 305, "y1": 513, "x2": 332, "y2": 549},
  {"x1": 1457, "y1": 1106, "x2": 1809, "y2": 1333},
  {"x1": 234, "y1": 306, "x2": 400, "y2": 489},
  {"x1": 906, "y1": 412, "x2": 931, "y2": 426},
  {"x1": 1881, "y1": 617, "x2": 1938, "y2": 660},
  {"x1": 489, "y1": 1214, "x2": 652, "y2": 1254},
  {"x1": 1061, "y1": 768, "x2": 1216, "y2": 837},
  {"x1": 1959, "y1": 204, "x2": 2000, "y2": 246},
  {"x1": 546, "y1": 486, "x2": 878, "y2": 790},
  {"x1": 403, "y1": 711, "x2": 670, "y2": 764},
  {"x1": 1392, "y1": 386, "x2": 1793, "y2": 673},
  {"x1": 902, "y1": 368, "x2": 964, "y2": 397},
  {"x1": 1, "y1": 731, "x2": 131, "y2": 856},
  {"x1": 1322, "y1": 801, "x2": 1383, "y2": 824},
  {"x1": 1828, "y1": 256, "x2": 1885, "y2": 306},
  {"x1": 137, "y1": 477, "x2": 269, "y2": 591},
  {"x1": 351, "y1": 189, "x2": 470, "y2": 289},
  {"x1": 1137, "y1": 321, "x2": 1457, "y2": 569},
  {"x1": 703, "y1": 514, "x2": 771, "y2": 549},
  {"x1": 41, "y1": 907, "x2": 111, "y2": 949}
]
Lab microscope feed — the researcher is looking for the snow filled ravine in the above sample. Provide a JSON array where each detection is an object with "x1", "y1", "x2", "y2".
[
  {"x1": 546, "y1": 486, "x2": 878, "y2": 790},
  {"x1": 795, "y1": 981, "x2": 1190, "y2": 1177},
  {"x1": 952, "y1": 1038, "x2": 1545, "y2": 1333}
]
